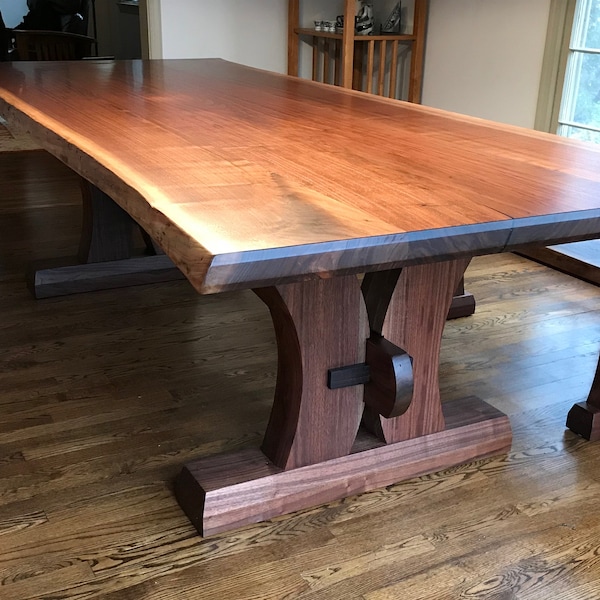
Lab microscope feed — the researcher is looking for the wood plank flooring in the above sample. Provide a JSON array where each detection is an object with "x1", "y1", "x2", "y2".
[
  {"x1": 0, "y1": 122, "x2": 42, "y2": 153},
  {"x1": 1, "y1": 149, "x2": 600, "y2": 599}
]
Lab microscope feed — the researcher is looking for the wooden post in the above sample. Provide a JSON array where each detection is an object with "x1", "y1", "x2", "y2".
[
  {"x1": 288, "y1": 0, "x2": 300, "y2": 76},
  {"x1": 409, "y1": 0, "x2": 428, "y2": 103},
  {"x1": 342, "y1": 0, "x2": 355, "y2": 88}
]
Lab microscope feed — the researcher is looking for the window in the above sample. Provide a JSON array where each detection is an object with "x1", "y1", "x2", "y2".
[{"x1": 557, "y1": 0, "x2": 600, "y2": 142}]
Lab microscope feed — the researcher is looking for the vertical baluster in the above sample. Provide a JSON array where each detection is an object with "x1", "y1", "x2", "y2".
[
  {"x1": 334, "y1": 39, "x2": 341, "y2": 86},
  {"x1": 312, "y1": 36, "x2": 319, "y2": 82},
  {"x1": 389, "y1": 40, "x2": 399, "y2": 99},
  {"x1": 366, "y1": 40, "x2": 375, "y2": 93},
  {"x1": 378, "y1": 40, "x2": 387, "y2": 96},
  {"x1": 324, "y1": 39, "x2": 331, "y2": 84},
  {"x1": 353, "y1": 41, "x2": 364, "y2": 91}
]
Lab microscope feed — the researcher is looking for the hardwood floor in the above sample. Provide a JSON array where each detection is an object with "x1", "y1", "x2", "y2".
[{"x1": 1, "y1": 149, "x2": 600, "y2": 599}]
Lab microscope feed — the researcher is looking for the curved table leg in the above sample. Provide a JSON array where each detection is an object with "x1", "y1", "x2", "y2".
[
  {"x1": 362, "y1": 259, "x2": 471, "y2": 443},
  {"x1": 175, "y1": 263, "x2": 512, "y2": 537},
  {"x1": 255, "y1": 277, "x2": 368, "y2": 469},
  {"x1": 566, "y1": 355, "x2": 600, "y2": 441}
]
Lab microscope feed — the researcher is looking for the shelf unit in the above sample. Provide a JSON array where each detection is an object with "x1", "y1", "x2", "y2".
[{"x1": 288, "y1": 0, "x2": 428, "y2": 102}]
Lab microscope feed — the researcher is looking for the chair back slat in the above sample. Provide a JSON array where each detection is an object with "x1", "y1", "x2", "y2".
[{"x1": 12, "y1": 30, "x2": 94, "y2": 61}]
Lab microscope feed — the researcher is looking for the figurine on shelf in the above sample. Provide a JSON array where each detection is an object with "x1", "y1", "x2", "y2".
[
  {"x1": 381, "y1": 1, "x2": 402, "y2": 34},
  {"x1": 355, "y1": 1, "x2": 373, "y2": 36}
]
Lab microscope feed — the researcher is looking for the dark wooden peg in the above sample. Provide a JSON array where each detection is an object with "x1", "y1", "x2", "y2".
[
  {"x1": 327, "y1": 364, "x2": 371, "y2": 389},
  {"x1": 364, "y1": 336, "x2": 414, "y2": 419}
]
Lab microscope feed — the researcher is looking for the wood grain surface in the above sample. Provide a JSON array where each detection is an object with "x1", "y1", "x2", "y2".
[
  {"x1": 255, "y1": 276, "x2": 368, "y2": 470},
  {"x1": 1, "y1": 59, "x2": 600, "y2": 293},
  {"x1": 2, "y1": 150, "x2": 600, "y2": 599},
  {"x1": 177, "y1": 397, "x2": 511, "y2": 536},
  {"x1": 362, "y1": 259, "x2": 471, "y2": 443}
]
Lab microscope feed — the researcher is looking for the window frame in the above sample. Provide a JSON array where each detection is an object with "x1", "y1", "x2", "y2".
[{"x1": 535, "y1": 0, "x2": 577, "y2": 132}]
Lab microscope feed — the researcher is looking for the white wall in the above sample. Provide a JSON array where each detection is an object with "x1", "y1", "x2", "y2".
[
  {"x1": 154, "y1": 0, "x2": 551, "y2": 128},
  {"x1": 158, "y1": 0, "x2": 287, "y2": 73},
  {"x1": 422, "y1": 0, "x2": 551, "y2": 127},
  {"x1": 0, "y1": 0, "x2": 28, "y2": 27}
]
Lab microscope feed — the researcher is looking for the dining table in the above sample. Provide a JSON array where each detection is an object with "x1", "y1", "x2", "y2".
[{"x1": 1, "y1": 58, "x2": 600, "y2": 536}]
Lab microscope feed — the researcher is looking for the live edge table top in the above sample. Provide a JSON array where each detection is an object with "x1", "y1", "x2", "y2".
[{"x1": 1, "y1": 58, "x2": 600, "y2": 294}]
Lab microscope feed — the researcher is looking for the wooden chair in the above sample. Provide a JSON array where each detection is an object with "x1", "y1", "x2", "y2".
[{"x1": 11, "y1": 29, "x2": 95, "y2": 61}]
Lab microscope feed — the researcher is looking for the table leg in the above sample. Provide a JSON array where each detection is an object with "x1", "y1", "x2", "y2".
[
  {"x1": 27, "y1": 180, "x2": 184, "y2": 298},
  {"x1": 566, "y1": 355, "x2": 600, "y2": 441},
  {"x1": 175, "y1": 263, "x2": 512, "y2": 537},
  {"x1": 255, "y1": 277, "x2": 368, "y2": 469},
  {"x1": 362, "y1": 259, "x2": 471, "y2": 443}
]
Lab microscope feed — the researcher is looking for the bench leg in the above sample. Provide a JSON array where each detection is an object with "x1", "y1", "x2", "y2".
[
  {"x1": 566, "y1": 355, "x2": 600, "y2": 441},
  {"x1": 28, "y1": 179, "x2": 184, "y2": 298}
]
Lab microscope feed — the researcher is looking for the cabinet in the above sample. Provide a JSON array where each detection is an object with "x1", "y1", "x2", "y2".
[{"x1": 288, "y1": 0, "x2": 428, "y2": 102}]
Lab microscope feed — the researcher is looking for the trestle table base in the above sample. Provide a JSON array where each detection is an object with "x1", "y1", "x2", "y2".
[{"x1": 176, "y1": 396, "x2": 511, "y2": 537}]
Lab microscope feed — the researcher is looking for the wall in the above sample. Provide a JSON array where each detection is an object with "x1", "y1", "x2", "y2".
[
  {"x1": 422, "y1": 0, "x2": 551, "y2": 127},
  {"x1": 158, "y1": 0, "x2": 287, "y2": 73},
  {"x1": 154, "y1": 0, "x2": 551, "y2": 128},
  {"x1": 0, "y1": 0, "x2": 27, "y2": 27}
]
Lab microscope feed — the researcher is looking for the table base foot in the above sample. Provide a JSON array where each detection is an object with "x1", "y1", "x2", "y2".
[
  {"x1": 175, "y1": 396, "x2": 511, "y2": 537},
  {"x1": 448, "y1": 292, "x2": 476, "y2": 319},
  {"x1": 566, "y1": 401, "x2": 600, "y2": 441},
  {"x1": 28, "y1": 255, "x2": 185, "y2": 298}
]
